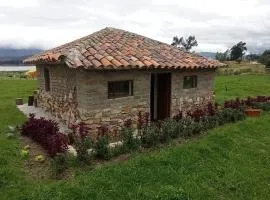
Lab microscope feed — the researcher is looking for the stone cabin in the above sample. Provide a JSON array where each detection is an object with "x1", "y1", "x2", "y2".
[{"x1": 24, "y1": 27, "x2": 224, "y2": 134}]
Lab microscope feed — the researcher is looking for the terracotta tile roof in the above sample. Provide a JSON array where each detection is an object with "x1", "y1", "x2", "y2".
[{"x1": 24, "y1": 27, "x2": 225, "y2": 70}]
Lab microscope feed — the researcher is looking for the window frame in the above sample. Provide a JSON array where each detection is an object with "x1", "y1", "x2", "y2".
[
  {"x1": 44, "y1": 68, "x2": 51, "y2": 92},
  {"x1": 108, "y1": 80, "x2": 133, "y2": 99},
  {"x1": 183, "y1": 75, "x2": 197, "y2": 89}
]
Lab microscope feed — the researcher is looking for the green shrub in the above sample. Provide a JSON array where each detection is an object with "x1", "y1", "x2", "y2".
[
  {"x1": 140, "y1": 124, "x2": 160, "y2": 148},
  {"x1": 216, "y1": 108, "x2": 246, "y2": 124},
  {"x1": 253, "y1": 102, "x2": 270, "y2": 111},
  {"x1": 51, "y1": 153, "x2": 68, "y2": 178},
  {"x1": 94, "y1": 135, "x2": 110, "y2": 160},
  {"x1": 121, "y1": 128, "x2": 141, "y2": 152},
  {"x1": 160, "y1": 119, "x2": 179, "y2": 142},
  {"x1": 178, "y1": 118, "x2": 193, "y2": 138},
  {"x1": 69, "y1": 123, "x2": 93, "y2": 164},
  {"x1": 75, "y1": 137, "x2": 93, "y2": 164},
  {"x1": 191, "y1": 121, "x2": 203, "y2": 135},
  {"x1": 200, "y1": 116, "x2": 218, "y2": 130}
]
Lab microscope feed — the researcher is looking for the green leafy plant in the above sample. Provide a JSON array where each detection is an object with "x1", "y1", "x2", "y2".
[
  {"x1": 94, "y1": 135, "x2": 110, "y2": 160},
  {"x1": 160, "y1": 119, "x2": 179, "y2": 142},
  {"x1": 51, "y1": 153, "x2": 68, "y2": 179},
  {"x1": 253, "y1": 102, "x2": 270, "y2": 111},
  {"x1": 121, "y1": 127, "x2": 140, "y2": 152},
  {"x1": 191, "y1": 121, "x2": 203, "y2": 135},
  {"x1": 69, "y1": 123, "x2": 93, "y2": 164},
  {"x1": 140, "y1": 123, "x2": 160, "y2": 148},
  {"x1": 178, "y1": 118, "x2": 194, "y2": 138}
]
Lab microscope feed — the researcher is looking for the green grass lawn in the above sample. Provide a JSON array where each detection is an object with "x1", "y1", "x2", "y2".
[
  {"x1": 215, "y1": 74, "x2": 270, "y2": 104},
  {"x1": 1, "y1": 75, "x2": 270, "y2": 199}
]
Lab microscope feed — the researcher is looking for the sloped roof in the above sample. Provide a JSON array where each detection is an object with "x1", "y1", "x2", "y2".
[{"x1": 24, "y1": 27, "x2": 225, "y2": 70}]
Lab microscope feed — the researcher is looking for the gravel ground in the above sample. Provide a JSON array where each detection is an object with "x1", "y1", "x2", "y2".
[{"x1": 17, "y1": 104, "x2": 70, "y2": 133}]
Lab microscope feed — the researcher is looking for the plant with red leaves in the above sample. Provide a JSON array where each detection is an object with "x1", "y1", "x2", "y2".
[
  {"x1": 21, "y1": 114, "x2": 68, "y2": 157},
  {"x1": 97, "y1": 124, "x2": 110, "y2": 140},
  {"x1": 187, "y1": 108, "x2": 206, "y2": 122},
  {"x1": 137, "y1": 111, "x2": 150, "y2": 129},
  {"x1": 124, "y1": 118, "x2": 132, "y2": 128},
  {"x1": 224, "y1": 98, "x2": 244, "y2": 110},
  {"x1": 207, "y1": 102, "x2": 216, "y2": 116},
  {"x1": 68, "y1": 122, "x2": 92, "y2": 163},
  {"x1": 173, "y1": 110, "x2": 183, "y2": 121}
]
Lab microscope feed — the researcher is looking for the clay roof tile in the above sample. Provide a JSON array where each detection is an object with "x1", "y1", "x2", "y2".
[{"x1": 24, "y1": 27, "x2": 225, "y2": 70}]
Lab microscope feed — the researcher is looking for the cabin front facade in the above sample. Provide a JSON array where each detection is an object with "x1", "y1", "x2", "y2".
[{"x1": 24, "y1": 27, "x2": 223, "y2": 134}]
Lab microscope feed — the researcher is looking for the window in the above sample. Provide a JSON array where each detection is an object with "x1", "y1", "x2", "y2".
[
  {"x1": 183, "y1": 75, "x2": 197, "y2": 89},
  {"x1": 108, "y1": 80, "x2": 133, "y2": 99},
  {"x1": 44, "y1": 68, "x2": 50, "y2": 91}
]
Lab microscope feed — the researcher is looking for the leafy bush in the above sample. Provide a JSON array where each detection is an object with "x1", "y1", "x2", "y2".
[
  {"x1": 160, "y1": 119, "x2": 179, "y2": 141},
  {"x1": 140, "y1": 123, "x2": 160, "y2": 148},
  {"x1": 216, "y1": 108, "x2": 246, "y2": 124},
  {"x1": 253, "y1": 102, "x2": 270, "y2": 111},
  {"x1": 224, "y1": 98, "x2": 245, "y2": 110},
  {"x1": 178, "y1": 118, "x2": 194, "y2": 138},
  {"x1": 69, "y1": 123, "x2": 93, "y2": 163},
  {"x1": 51, "y1": 153, "x2": 68, "y2": 178},
  {"x1": 137, "y1": 111, "x2": 150, "y2": 129},
  {"x1": 94, "y1": 135, "x2": 110, "y2": 160},
  {"x1": 121, "y1": 127, "x2": 140, "y2": 152},
  {"x1": 187, "y1": 108, "x2": 205, "y2": 122},
  {"x1": 191, "y1": 121, "x2": 203, "y2": 135},
  {"x1": 21, "y1": 114, "x2": 68, "y2": 157}
]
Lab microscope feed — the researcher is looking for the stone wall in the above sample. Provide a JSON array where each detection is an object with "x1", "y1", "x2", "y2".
[
  {"x1": 36, "y1": 64, "x2": 216, "y2": 138},
  {"x1": 171, "y1": 70, "x2": 215, "y2": 117},
  {"x1": 76, "y1": 70, "x2": 150, "y2": 134},
  {"x1": 36, "y1": 65, "x2": 81, "y2": 125}
]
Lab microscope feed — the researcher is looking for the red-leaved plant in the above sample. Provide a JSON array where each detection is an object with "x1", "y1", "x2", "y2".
[
  {"x1": 21, "y1": 113, "x2": 68, "y2": 157},
  {"x1": 137, "y1": 111, "x2": 150, "y2": 129}
]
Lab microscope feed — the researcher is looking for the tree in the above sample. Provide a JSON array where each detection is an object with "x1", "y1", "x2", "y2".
[
  {"x1": 259, "y1": 50, "x2": 270, "y2": 67},
  {"x1": 216, "y1": 49, "x2": 230, "y2": 61},
  {"x1": 245, "y1": 54, "x2": 259, "y2": 61},
  {"x1": 230, "y1": 41, "x2": 247, "y2": 62},
  {"x1": 171, "y1": 35, "x2": 198, "y2": 52}
]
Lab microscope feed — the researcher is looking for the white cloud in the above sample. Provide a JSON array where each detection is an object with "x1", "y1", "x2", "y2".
[
  {"x1": 0, "y1": 0, "x2": 270, "y2": 53},
  {"x1": 0, "y1": 0, "x2": 38, "y2": 8}
]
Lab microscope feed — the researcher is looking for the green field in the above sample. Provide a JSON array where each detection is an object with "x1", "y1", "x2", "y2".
[{"x1": 1, "y1": 75, "x2": 270, "y2": 200}]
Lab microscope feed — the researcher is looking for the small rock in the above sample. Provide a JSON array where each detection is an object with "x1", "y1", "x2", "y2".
[{"x1": 34, "y1": 155, "x2": 45, "y2": 163}]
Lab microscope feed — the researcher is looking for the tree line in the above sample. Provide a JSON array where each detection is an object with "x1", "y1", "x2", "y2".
[
  {"x1": 171, "y1": 35, "x2": 270, "y2": 67},
  {"x1": 216, "y1": 42, "x2": 270, "y2": 67}
]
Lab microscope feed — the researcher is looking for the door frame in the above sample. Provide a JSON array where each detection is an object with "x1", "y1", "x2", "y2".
[{"x1": 150, "y1": 72, "x2": 172, "y2": 121}]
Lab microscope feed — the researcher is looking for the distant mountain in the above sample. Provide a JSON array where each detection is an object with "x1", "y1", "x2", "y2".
[
  {"x1": 199, "y1": 52, "x2": 216, "y2": 59},
  {"x1": 0, "y1": 48, "x2": 43, "y2": 65}
]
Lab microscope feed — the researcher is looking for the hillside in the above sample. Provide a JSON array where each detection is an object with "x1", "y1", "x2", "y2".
[
  {"x1": 0, "y1": 48, "x2": 43, "y2": 65},
  {"x1": 199, "y1": 52, "x2": 216, "y2": 59}
]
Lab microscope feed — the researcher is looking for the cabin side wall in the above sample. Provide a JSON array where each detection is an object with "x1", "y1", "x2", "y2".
[
  {"x1": 76, "y1": 70, "x2": 151, "y2": 134},
  {"x1": 171, "y1": 70, "x2": 215, "y2": 117}
]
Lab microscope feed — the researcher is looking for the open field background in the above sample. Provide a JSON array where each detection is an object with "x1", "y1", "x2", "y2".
[
  {"x1": 217, "y1": 61, "x2": 268, "y2": 76},
  {"x1": 0, "y1": 75, "x2": 270, "y2": 200}
]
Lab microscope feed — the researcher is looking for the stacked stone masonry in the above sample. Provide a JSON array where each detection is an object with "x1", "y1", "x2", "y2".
[{"x1": 36, "y1": 64, "x2": 215, "y2": 137}]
